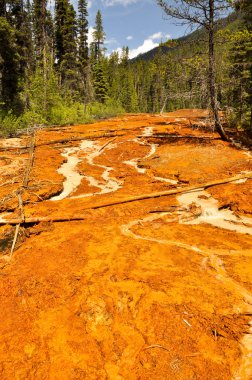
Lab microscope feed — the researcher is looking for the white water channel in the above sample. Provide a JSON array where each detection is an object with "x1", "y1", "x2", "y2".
[
  {"x1": 123, "y1": 127, "x2": 178, "y2": 184},
  {"x1": 72, "y1": 140, "x2": 122, "y2": 199},
  {"x1": 51, "y1": 140, "x2": 122, "y2": 201},
  {"x1": 178, "y1": 189, "x2": 252, "y2": 235},
  {"x1": 51, "y1": 147, "x2": 82, "y2": 201}
]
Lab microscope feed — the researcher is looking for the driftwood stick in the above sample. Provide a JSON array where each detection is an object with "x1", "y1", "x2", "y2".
[
  {"x1": 9, "y1": 224, "x2": 20, "y2": 258},
  {"x1": 35, "y1": 133, "x2": 125, "y2": 148},
  {"x1": 1, "y1": 173, "x2": 251, "y2": 226},
  {"x1": 99, "y1": 137, "x2": 118, "y2": 152},
  {"x1": 137, "y1": 135, "x2": 218, "y2": 140},
  {"x1": 0, "y1": 133, "x2": 123, "y2": 151},
  {"x1": 23, "y1": 132, "x2": 36, "y2": 188},
  {"x1": 0, "y1": 215, "x2": 88, "y2": 225},
  {"x1": 0, "y1": 146, "x2": 28, "y2": 152},
  {"x1": 17, "y1": 192, "x2": 25, "y2": 223},
  {"x1": 8, "y1": 192, "x2": 24, "y2": 257}
]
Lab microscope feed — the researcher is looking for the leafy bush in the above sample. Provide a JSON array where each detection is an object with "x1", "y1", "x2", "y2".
[
  {"x1": 50, "y1": 102, "x2": 92, "y2": 125},
  {"x1": 87, "y1": 99, "x2": 124, "y2": 119},
  {"x1": 0, "y1": 111, "x2": 19, "y2": 137},
  {"x1": 19, "y1": 111, "x2": 47, "y2": 129}
]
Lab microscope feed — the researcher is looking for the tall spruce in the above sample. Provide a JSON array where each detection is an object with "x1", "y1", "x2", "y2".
[
  {"x1": 230, "y1": 0, "x2": 252, "y2": 130},
  {"x1": 78, "y1": 0, "x2": 88, "y2": 68},
  {"x1": 78, "y1": 0, "x2": 90, "y2": 105},
  {"x1": 0, "y1": 16, "x2": 19, "y2": 109},
  {"x1": 92, "y1": 10, "x2": 105, "y2": 60},
  {"x1": 55, "y1": 0, "x2": 78, "y2": 89},
  {"x1": 0, "y1": 0, "x2": 6, "y2": 16},
  {"x1": 33, "y1": 0, "x2": 47, "y2": 61},
  {"x1": 0, "y1": 0, "x2": 33, "y2": 112}
]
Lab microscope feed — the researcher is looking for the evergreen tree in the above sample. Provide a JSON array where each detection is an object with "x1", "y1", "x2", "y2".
[
  {"x1": 0, "y1": 0, "x2": 33, "y2": 112},
  {"x1": 92, "y1": 10, "x2": 105, "y2": 60},
  {"x1": 78, "y1": 0, "x2": 88, "y2": 68},
  {"x1": 78, "y1": 0, "x2": 90, "y2": 106},
  {"x1": 33, "y1": 0, "x2": 47, "y2": 60},
  {"x1": 229, "y1": 0, "x2": 252, "y2": 130},
  {"x1": 0, "y1": 0, "x2": 6, "y2": 16},
  {"x1": 55, "y1": 0, "x2": 78, "y2": 90},
  {"x1": 93, "y1": 58, "x2": 108, "y2": 103},
  {"x1": 0, "y1": 16, "x2": 19, "y2": 109}
]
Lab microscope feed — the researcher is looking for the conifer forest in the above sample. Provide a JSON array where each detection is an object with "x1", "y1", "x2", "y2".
[{"x1": 0, "y1": 0, "x2": 251, "y2": 137}]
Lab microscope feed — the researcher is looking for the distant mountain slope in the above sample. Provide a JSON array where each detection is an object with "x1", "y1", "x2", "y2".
[{"x1": 131, "y1": 12, "x2": 241, "y2": 62}]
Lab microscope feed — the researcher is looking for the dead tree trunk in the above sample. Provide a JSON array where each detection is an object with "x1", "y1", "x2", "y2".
[{"x1": 208, "y1": 0, "x2": 230, "y2": 142}]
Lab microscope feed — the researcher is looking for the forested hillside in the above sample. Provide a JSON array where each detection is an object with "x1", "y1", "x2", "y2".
[{"x1": 0, "y1": 0, "x2": 251, "y2": 137}]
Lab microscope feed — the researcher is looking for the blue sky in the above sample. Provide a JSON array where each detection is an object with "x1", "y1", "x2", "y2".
[{"x1": 71, "y1": 0, "x2": 188, "y2": 58}]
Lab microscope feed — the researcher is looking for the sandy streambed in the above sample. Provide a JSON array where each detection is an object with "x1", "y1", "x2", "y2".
[{"x1": 51, "y1": 139, "x2": 122, "y2": 201}]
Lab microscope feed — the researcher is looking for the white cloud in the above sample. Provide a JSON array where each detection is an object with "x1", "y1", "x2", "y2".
[
  {"x1": 128, "y1": 39, "x2": 158, "y2": 59},
  {"x1": 105, "y1": 37, "x2": 118, "y2": 45},
  {"x1": 126, "y1": 35, "x2": 133, "y2": 41},
  {"x1": 102, "y1": 0, "x2": 140, "y2": 6},
  {"x1": 88, "y1": 27, "x2": 95, "y2": 45},
  {"x1": 87, "y1": 0, "x2": 93, "y2": 8},
  {"x1": 149, "y1": 32, "x2": 163, "y2": 40},
  {"x1": 128, "y1": 31, "x2": 171, "y2": 59}
]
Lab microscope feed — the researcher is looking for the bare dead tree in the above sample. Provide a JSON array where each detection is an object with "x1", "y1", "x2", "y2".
[{"x1": 156, "y1": 0, "x2": 232, "y2": 141}]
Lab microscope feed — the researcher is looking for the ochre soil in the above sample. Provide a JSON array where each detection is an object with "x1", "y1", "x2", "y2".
[{"x1": 0, "y1": 110, "x2": 251, "y2": 379}]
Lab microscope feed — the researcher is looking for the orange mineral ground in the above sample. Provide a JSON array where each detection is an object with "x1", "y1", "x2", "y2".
[{"x1": 0, "y1": 110, "x2": 251, "y2": 379}]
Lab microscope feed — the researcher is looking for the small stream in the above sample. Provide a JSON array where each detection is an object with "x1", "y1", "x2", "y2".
[
  {"x1": 51, "y1": 147, "x2": 82, "y2": 201},
  {"x1": 71, "y1": 140, "x2": 122, "y2": 199},
  {"x1": 50, "y1": 140, "x2": 122, "y2": 201},
  {"x1": 178, "y1": 189, "x2": 252, "y2": 235},
  {"x1": 124, "y1": 127, "x2": 178, "y2": 184}
]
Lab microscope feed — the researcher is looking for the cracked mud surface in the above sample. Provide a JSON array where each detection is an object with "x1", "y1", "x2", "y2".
[{"x1": 0, "y1": 110, "x2": 251, "y2": 379}]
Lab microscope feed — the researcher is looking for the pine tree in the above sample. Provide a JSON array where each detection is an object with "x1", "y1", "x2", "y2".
[
  {"x1": 229, "y1": 1, "x2": 252, "y2": 130},
  {"x1": 0, "y1": 0, "x2": 33, "y2": 112},
  {"x1": 78, "y1": 0, "x2": 88, "y2": 69},
  {"x1": 33, "y1": 0, "x2": 47, "y2": 61},
  {"x1": 0, "y1": 16, "x2": 19, "y2": 109},
  {"x1": 55, "y1": 0, "x2": 68, "y2": 66},
  {"x1": 0, "y1": 0, "x2": 6, "y2": 17},
  {"x1": 93, "y1": 58, "x2": 108, "y2": 103},
  {"x1": 55, "y1": 0, "x2": 78, "y2": 90},
  {"x1": 77, "y1": 0, "x2": 90, "y2": 106},
  {"x1": 92, "y1": 10, "x2": 105, "y2": 61}
]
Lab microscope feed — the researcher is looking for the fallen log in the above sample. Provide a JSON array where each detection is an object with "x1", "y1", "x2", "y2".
[
  {"x1": 23, "y1": 132, "x2": 36, "y2": 188},
  {"x1": 137, "y1": 135, "x2": 218, "y2": 140},
  {"x1": 0, "y1": 145, "x2": 28, "y2": 151},
  {"x1": 35, "y1": 133, "x2": 119, "y2": 148},
  {"x1": 84, "y1": 172, "x2": 252, "y2": 210},
  {"x1": 0, "y1": 215, "x2": 87, "y2": 225},
  {"x1": 0, "y1": 133, "x2": 123, "y2": 151},
  {"x1": 0, "y1": 172, "x2": 251, "y2": 225}
]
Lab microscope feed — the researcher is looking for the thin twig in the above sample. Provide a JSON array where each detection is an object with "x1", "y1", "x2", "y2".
[
  {"x1": 144, "y1": 345, "x2": 170, "y2": 352},
  {"x1": 9, "y1": 224, "x2": 20, "y2": 259},
  {"x1": 99, "y1": 136, "x2": 118, "y2": 152}
]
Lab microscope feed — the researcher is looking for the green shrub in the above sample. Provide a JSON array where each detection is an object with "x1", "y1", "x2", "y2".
[
  {"x1": 87, "y1": 99, "x2": 124, "y2": 119},
  {"x1": 19, "y1": 110, "x2": 47, "y2": 129},
  {"x1": 0, "y1": 111, "x2": 19, "y2": 137}
]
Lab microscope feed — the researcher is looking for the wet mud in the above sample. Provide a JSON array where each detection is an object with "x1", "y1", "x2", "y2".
[{"x1": 0, "y1": 110, "x2": 251, "y2": 379}]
